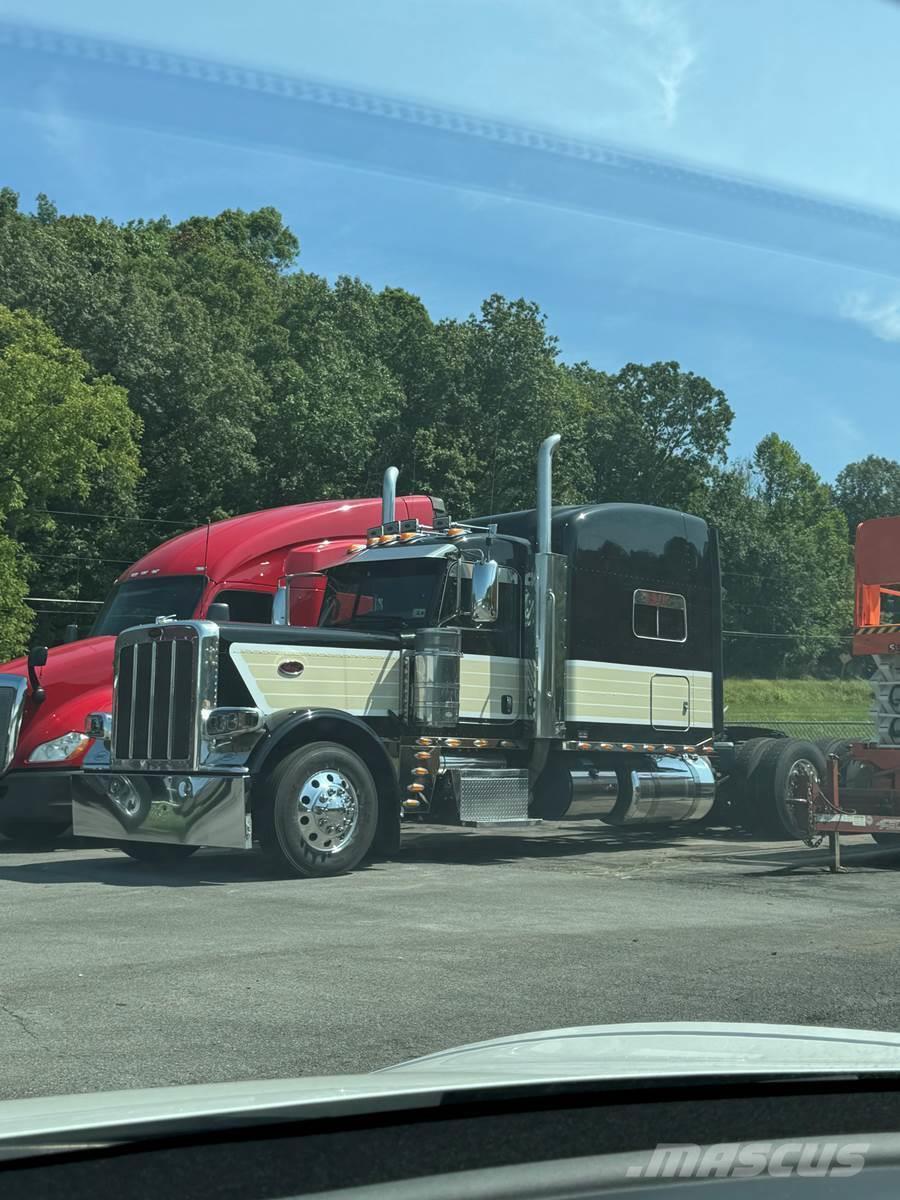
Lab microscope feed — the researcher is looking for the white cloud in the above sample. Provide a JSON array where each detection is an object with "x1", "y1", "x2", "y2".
[
  {"x1": 841, "y1": 289, "x2": 900, "y2": 343},
  {"x1": 826, "y1": 411, "x2": 864, "y2": 445},
  {"x1": 619, "y1": 0, "x2": 697, "y2": 128}
]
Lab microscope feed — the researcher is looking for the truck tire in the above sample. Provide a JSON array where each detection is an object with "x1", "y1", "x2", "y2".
[
  {"x1": 529, "y1": 759, "x2": 573, "y2": 820},
  {"x1": 871, "y1": 833, "x2": 900, "y2": 847},
  {"x1": 257, "y1": 741, "x2": 378, "y2": 878},
  {"x1": 0, "y1": 819, "x2": 69, "y2": 848},
  {"x1": 119, "y1": 843, "x2": 199, "y2": 864},
  {"x1": 744, "y1": 738, "x2": 826, "y2": 840},
  {"x1": 815, "y1": 738, "x2": 852, "y2": 773},
  {"x1": 719, "y1": 737, "x2": 772, "y2": 826}
]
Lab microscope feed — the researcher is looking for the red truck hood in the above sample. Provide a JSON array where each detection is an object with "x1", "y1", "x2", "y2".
[{"x1": 0, "y1": 637, "x2": 115, "y2": 767}]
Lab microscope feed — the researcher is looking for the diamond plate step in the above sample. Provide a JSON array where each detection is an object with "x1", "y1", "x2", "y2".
[{"x1": 455, "y1": 768, "x2": 530, "y2": 824}]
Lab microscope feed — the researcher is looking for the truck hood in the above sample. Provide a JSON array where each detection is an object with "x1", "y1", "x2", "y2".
[
  {"x1": 2, "y1": 1022, "x2": 900, "y2": 1151},
  {"x1": 0, "y1": 636, "x2": 114, "y2": 691},
  {"x1": 0, "y1": 637, "x2": 115, "y2": 764}
]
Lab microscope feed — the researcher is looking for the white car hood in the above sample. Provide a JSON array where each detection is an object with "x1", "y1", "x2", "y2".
[{"x1": 2, "y1": 1021, "x2": 900, "y2": 1147}]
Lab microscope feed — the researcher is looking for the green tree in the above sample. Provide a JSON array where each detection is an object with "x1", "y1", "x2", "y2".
[
  {"x1": 0, "y1": 193, "x2": 297, "y2": 524},
  {"x1": 0, "y1": 304, "x2": 141, "y2": 656},
  {"x1": 702, "y1": 436, "x2": 851, "y2": 677},
  {"x1": 833, "y1": 455, "x2": 900, "y2": 536},
  {"x1": 588, "y1": 361, "x2": 733, "y2": 510}
]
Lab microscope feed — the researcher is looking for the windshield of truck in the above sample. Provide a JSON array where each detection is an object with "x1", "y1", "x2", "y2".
[
  {"x1": 319, "y1": 559, "x2": 446, "y2": 629},
  {"x1": 90, "y1": 576, "x2": 206, "y2": 637}
]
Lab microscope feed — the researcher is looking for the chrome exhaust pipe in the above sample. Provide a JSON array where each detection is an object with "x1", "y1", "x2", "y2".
[
  {"x1": 382, "y1": 466, "x2": 399, "y2": 525},
  {"x1": 533, "y1": 434, "x2": 565, "y2": 745},
  {"x1": 536, "y1": 434, "x2": 560, "y2": 554}
]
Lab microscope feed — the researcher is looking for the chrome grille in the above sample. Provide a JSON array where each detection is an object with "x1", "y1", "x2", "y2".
[
  {"x1": 112, "y1": 624, "x2": 212, "y2": 769},
  {"x1": 0, "y1": 674, "x2": 28, "y2": 773}
]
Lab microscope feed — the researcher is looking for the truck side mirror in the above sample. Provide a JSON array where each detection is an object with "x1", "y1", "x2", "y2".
[
  {"x1": 27, "y1": 644, "x2": 48, "y2": 704},
  {"x1": 470, "y1": 560, "x2": 500, "y2": 624},
  {"x1": 28, "y1": 645, "x2": 48, "y2": 669},
  {"x1": 207, "y1": 602, "x2": 231, "y2": 623},
  {"x1": 63, "y1": 623, "x2": 78, "y2": 644}
]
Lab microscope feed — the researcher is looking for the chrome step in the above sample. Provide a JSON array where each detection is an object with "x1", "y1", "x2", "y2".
[{"x1": 454, "y1": 768, "x2": 530, "y2": 824}]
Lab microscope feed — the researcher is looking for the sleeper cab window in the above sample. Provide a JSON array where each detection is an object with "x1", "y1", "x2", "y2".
[{"x1": 633, "y1": 589, "x2": 687, "y2": 643}]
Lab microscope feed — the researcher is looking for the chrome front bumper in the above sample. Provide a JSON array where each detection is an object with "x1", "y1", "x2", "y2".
[{"x1": 73, "y1": 771, "x2": 252, "y2": 849}]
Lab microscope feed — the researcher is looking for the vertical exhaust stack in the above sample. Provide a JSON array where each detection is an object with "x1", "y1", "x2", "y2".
[
  {"x1": 382, "y1": 466, "x2": 399, "y2": 525},
  {"x1": 536, "y1": 435, "x2": 561, "y2": 554},
  {"x1": 533, "y1": 434, "x2": 567, "y2": 742}
]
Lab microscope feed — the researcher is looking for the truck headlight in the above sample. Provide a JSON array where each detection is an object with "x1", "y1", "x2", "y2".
[
  {"x1": 204, "y1": 707, "x2": 263, "y2": 739},
  {"x1": 27, "y1": 732, "x2": 92, "y2": 763}
]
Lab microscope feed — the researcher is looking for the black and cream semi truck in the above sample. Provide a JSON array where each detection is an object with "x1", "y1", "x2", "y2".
[{"x1": 72, "y1": 436, "x2": 825, "y2": 875}]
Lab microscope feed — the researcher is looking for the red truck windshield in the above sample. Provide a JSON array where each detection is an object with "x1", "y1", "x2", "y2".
[{"x1": 90, "y1": 575, "x2": 207, "y2": 638}]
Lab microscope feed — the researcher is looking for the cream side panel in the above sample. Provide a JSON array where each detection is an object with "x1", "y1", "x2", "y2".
[
  {"x1": 459, "y1": 654, "x2": 523, "y2": 720},
  {"x1": 229, "y1": 643, "x2": 401, "y2": 716},
  {"x1": 565, "y1": 660, "x2": 714, "y2": 728}
]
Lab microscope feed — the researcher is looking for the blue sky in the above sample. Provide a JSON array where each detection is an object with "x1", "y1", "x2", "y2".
[{"x1": 2, "y1": 0, "x2": 900, "y2": 480}]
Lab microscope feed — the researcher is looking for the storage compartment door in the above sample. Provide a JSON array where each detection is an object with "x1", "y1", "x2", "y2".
[{"x1": 650, "y1": 673, "x2": 690, "y2": 731}]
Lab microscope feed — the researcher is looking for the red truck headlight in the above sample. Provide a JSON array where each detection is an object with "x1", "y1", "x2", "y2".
[{"x1": 27, "y1": 732, "x2": 92, "y2": 764}]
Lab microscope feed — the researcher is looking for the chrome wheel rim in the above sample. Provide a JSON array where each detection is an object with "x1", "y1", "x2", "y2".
[
  {"x1": 296, "y1": 769, "x2": 359, "y2": 854},
  {"x1": 780, "y1": 757, "x2": 819, "y2": 837}
]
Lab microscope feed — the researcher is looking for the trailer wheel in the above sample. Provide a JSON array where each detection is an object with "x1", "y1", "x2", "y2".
[
  {"x1": 529, "y1": 759, "x2": 573, "y2": 820},
  {"x1": 119, "y1": 843, "x2": 199, "y2": 864},
  {"x1": 258, "y1": 741, "x2": 378, "y2": 878},
  {"x1": 744, "y1": 738, "x2": 826, "y2": 840}
]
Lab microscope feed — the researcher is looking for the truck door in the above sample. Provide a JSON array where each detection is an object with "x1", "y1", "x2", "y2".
[
  {"x1": 446, "y1": 564, "x2": 523, "y2": 724},
  {"x1": 650, "y1": 673, "x2": 691, "y2": 731}
]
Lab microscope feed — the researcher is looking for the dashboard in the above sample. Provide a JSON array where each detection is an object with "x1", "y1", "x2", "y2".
[{"x1": 3, "y1": 1076, "x2": 900, "y2": 1199}]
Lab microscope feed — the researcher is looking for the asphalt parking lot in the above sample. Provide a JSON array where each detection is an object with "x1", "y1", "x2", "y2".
[{"x1": 2, "y1": 817, "x2": 900, "y2": 1101}]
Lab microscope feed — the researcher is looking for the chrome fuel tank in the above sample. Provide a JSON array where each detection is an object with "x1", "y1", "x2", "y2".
[{"x1": 606, "y1": 754, "x2": 716, "y2": 825}]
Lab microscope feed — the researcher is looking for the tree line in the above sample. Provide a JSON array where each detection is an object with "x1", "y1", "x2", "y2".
[{"x1": 0, "y1": 187, "x2": 897, "y2": 675}]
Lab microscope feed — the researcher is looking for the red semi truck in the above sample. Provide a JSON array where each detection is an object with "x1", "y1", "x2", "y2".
[{"x1": 0, "y1": 491, "x2": 440, "y2": 840}]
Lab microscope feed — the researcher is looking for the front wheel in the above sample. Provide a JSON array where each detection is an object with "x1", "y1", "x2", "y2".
[
  {"x1": 257, "y1": 741, "x2": 379, "y2": 878},
  {"x1": 0, "y1": 819, "x2": 69, "y2": 848}
]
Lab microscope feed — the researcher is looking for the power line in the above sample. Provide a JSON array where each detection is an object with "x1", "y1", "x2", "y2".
[
  {"x1": 25, "y1": 596, "x2": 103, "y2": 605},
  {"x1": 29, "y1": 508, "x2": 192, "y2": 527},
  {"x1": 27, "y1": 551, "x2": 133, "y2": 565},
  {"x1": 30, "y1": 609, "x2": 99, "y2": 616}
]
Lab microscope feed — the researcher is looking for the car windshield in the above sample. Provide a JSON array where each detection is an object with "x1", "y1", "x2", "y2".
[
  {"x1": 7, "y1": 0, "x2": 900, "y2": 1146},
  {"x1": 319, "y1": 559, "x2": 446, "y2": 629},
  {"x1": 90, "y1": 576, "x2": 206, "y2": 637}
]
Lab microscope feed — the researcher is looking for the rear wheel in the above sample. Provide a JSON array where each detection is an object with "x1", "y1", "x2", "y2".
[
  {"x1": 721, "y1": 737, "x2": 773, "y2": 827},
  {"x1": 815, "y1": 738, "x2": 852, "y2": 774},
  {"x1": 257, "y1": 741, "x2": 379, "y2": 878},
  {"x1": 743, "y1": 739, "x2": 826, "y2": 840},
  {"x1": 119, "y1": 843, "x2": 199, "y2": 864}
]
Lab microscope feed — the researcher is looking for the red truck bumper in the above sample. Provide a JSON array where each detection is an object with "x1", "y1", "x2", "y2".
[{"x1": 0, "y1": 770, "x2": 74, "y2": 837}]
